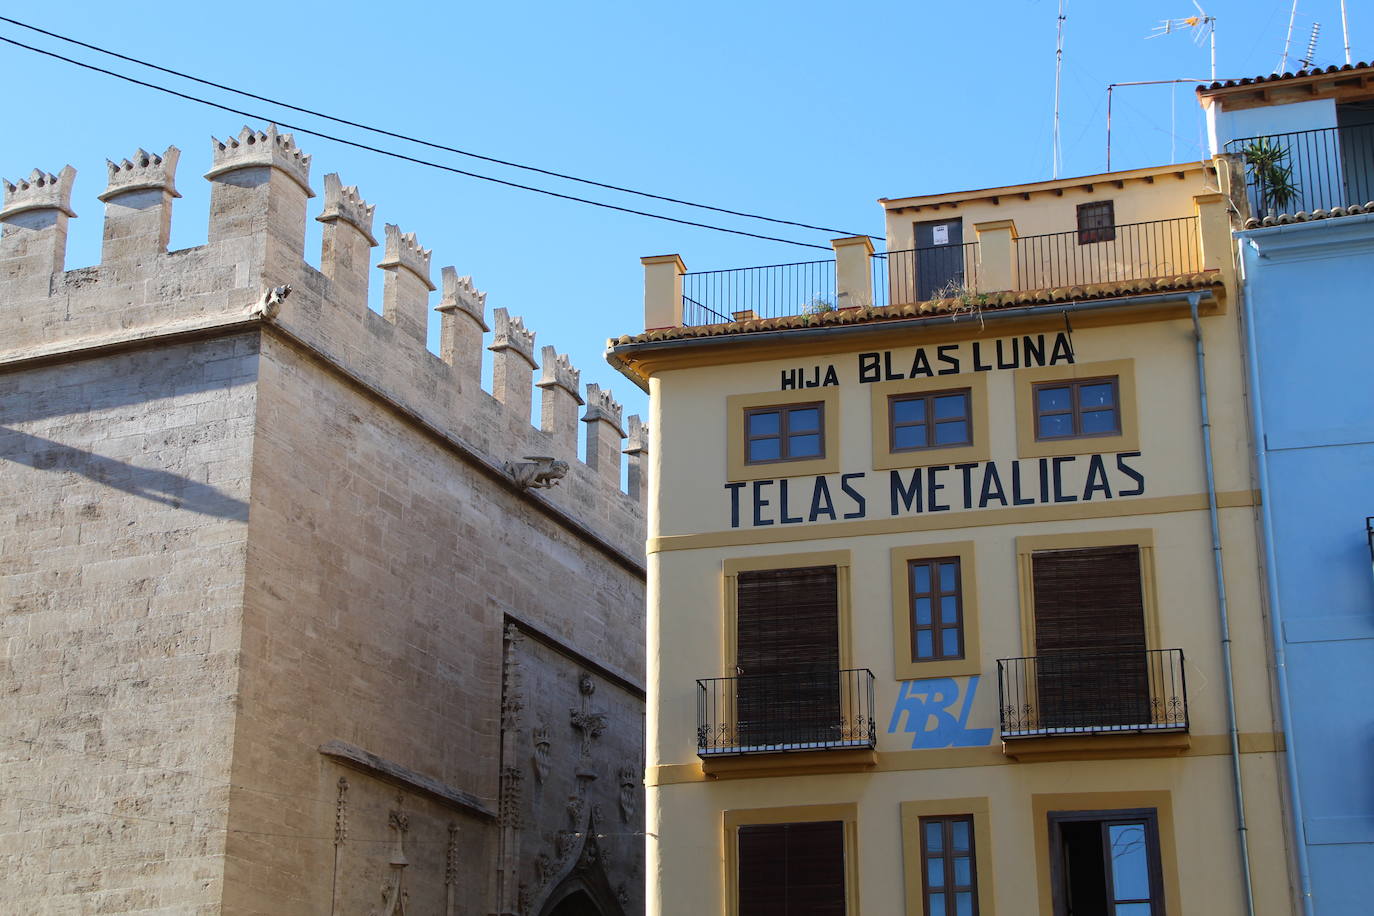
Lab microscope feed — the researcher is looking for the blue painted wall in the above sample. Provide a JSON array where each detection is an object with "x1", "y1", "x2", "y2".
[{"x1": 1239, "y1": 213, "x2": 1374, "y2": 915}]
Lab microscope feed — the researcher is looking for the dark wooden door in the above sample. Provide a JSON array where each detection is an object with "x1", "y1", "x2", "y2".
[
  {"x1": 736, "y1": 566, "x2": 840, "y2": 747},
  {"x1": 912, "y1": 218, "x2": 965, "y2": 300},
  {"x1": 1031, "y1": 546, "x2": 1149, "y2": 729}
]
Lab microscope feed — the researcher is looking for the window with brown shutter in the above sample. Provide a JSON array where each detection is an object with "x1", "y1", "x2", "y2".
[
  {"x1": 1031, "y1": 546, "x2": 1150, "y2": 728},
  {"x1": 738, "y1": 820, "x2": 847, "y2": 915},
  {"x1": 1076, "y1": 200, "x2": 1116, "y2": 244},
  {"x1": 736, "y1": 566, "x2": 840, "y2": 747}
]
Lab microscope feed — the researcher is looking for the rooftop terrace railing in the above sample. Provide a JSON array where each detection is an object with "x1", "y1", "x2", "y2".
[
  {"x1": 681, "y1": 258, "x2": 836, "y2": 325},
  {"x1": 1015, "y1": 216, "x2": 1200, "y2": 290},
  {"x1": 872, "y1": 243, "x2": 980, "y2": 307},
  {"x1": 1225, "y1": 121, "x2": 1374, "y2": 217}
]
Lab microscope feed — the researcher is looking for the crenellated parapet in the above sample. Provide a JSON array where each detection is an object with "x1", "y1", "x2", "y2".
[
  {"x1": 623, "y1": 414, "x2": 649, "y2": 506},
  {"x1": 0, "y1": 127, "x2": 643, "y2": 557},
  {"x1": 537, "y1": 346, "x2": 584, "y2": 454},
  {"x1": 378, "y1": 223, "x2": 434, "y2": 343}
]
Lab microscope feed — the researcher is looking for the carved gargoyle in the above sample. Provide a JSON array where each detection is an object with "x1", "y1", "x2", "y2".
[
  {"x1": 504, "y1": 455, "x2": 569, "y2": 490},
  {"x1": 249, "y1": 284, "x2": 292, "y2": 320}
]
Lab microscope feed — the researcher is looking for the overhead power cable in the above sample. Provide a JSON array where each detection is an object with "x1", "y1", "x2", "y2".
[
  {"x1": 0, "y1": 16, "x2": 880, "y2": 245},
  {"x1": 0, "y1": 33, "x2": 834, "y2": 251}
]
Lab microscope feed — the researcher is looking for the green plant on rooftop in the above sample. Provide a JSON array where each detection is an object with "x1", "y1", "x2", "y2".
[{"x1": 1241, "y1": 138, "x2": 1302, "y2": 215}]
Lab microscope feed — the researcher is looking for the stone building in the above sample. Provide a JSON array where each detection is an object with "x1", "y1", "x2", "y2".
[{"x1": 0, "y1": 128, "x2": 647, "y2": 915}]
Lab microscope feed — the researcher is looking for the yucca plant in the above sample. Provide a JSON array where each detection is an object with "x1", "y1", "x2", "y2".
[{"x1": 1241, "y1": 138, "x2": 1302, "y2": 215}]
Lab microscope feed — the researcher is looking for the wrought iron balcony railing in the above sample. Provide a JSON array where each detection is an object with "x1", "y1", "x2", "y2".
[
  {"x1": 872, "y1": 243, "x2": 980, "y2": 305},
  {"x1": 996, "y1": 648, "x2": 1188, "y2": 738},
  {"x1": 1014, "y1": 216, "x2": 1201, "y2": 290},
  {"x1": 696, "y1": 667, "x2": 876, "y2": 757},
  {"x1": 681, "y1": 258, "x2": 837, "y2": 325},
  {"x1": 1225, "y1": 121, "x2": 1374, "y2": 217}
]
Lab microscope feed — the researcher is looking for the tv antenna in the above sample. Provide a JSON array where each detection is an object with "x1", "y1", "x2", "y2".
[
  {"x1": 1052, "y1": 0, "x2": 1067, "y2": 179},
  {"x1": 1148, "y1": 2, "x2": 1218, "y2": 81},
  {"x1": 1298, "y1": 22, "x2": 1322, "y2": 69},
  {"x1": 1278, "y1": 0, "x2": 1299, "y2": 72}
]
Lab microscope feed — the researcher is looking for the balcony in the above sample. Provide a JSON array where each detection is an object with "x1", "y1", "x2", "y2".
[
  {"x1": 696, "y1": 668, "x2": 876, "y2": 770},
  {"x1": 996, "y1": 648, "x2": 1188, "y2": 761},
  {"x1": 675, "y1": 215, "x2": 1204, "y2": 327},
  {"x1": 1225, "y1": 122, "x2": 1374, "y2": 219}
]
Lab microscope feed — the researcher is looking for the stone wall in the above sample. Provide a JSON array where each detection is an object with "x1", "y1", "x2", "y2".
[{"x1": 0, "y1": 130, "x2": 647, "y2": 915}]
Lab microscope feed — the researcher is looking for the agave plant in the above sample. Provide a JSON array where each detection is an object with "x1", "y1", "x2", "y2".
[{"x1": 1241, "y1": 138, "x2": 1302, "y2": 215}]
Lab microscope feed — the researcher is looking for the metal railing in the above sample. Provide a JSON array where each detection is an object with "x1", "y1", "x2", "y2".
[
  {"x1": 1226, "y1": 122, "x2": 1374, "y2": 216},
  {"x1": 872, "y1": 243, "x2": 980, "y2": 307},
  {"x1": 696, "y1": 667, "x2": 876, "y2": 756},
  {"x1": 680, "y1": 259, "x2": 836, "y2": 325},
  {"x1": 996, "y1": 648, "x2": 1188, "y2": 738},
  {"x1": 1015, "y1": 216, "x2": 1200, "y2": 290}
]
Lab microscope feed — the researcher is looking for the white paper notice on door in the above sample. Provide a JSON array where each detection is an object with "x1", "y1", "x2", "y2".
[{"x1": 932, "y1": 225, "x2": 949, "y2": 245}]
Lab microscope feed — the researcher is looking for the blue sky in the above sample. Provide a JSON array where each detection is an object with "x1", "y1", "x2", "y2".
[{"x1": 1, "y1": 1, "x2": 1365, "y2": 432}]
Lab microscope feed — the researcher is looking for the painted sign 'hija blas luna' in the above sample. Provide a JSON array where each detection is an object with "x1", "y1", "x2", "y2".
[{"x1": 780, "y1": 332, "x2": 1075, "y2": 390}]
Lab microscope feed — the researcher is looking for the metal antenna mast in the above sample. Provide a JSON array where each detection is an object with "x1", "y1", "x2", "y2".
[
  {"x1": 1279, "y1": 0, "x2": 1299, "y2": 72},
  {"x1": 1149, "y1": 3, "x2": 1218, "y2": 81},
  {"x1": 1298, "y1": 22, "x2": 1322, "y2": 69},
  {"x1": 1053, "y1": 0, "x2": 1067, "y2": 179},
  {"x1": 1341, "y1": 0, "x2": 1352, "y2": 65}
]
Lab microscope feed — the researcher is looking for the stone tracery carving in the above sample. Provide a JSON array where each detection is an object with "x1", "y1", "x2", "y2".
[
  {"x1": 617, "y1": 765, "x2": 637, "y2": 824},
  {"x1": 531, "y1": 725, "x2": 551, "y2": 785}
]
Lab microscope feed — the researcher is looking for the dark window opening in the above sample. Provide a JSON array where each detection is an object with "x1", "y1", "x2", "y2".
[
  {"x1": 890, "y1": 390, "x2": 973, "y2": 452},
  {"x1": 738, "y1": 820, "x2": 847, "y2": 915},
  {"x1": 746, "y1": 403, "x2": 825, "y2": 464},
  {"x1": 909, "y1": 558, "x2": 965, "y2": 661},
  {"x1": 1077, "y1": 201, "x2": 1116, "y2": 244},
  {"x1": 1050, "y1": 809, "x2": 1164, "y2": 916},
  {"x1": 1033, "y1": 377, "x2": 1120, "y2": 441}
]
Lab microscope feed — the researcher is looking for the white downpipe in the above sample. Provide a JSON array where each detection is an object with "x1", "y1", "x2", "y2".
[
  {"x1": 1236, "y1": 249, "x2": 1317, "y2": 914},
  {"x1": 1189, "y1": 292, "x2": 1257, "y2": 916}
]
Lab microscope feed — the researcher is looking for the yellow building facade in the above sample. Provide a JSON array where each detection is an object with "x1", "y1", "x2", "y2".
[{"x1": 609, "y1": 161, "x2": 1295, "y2": 914}]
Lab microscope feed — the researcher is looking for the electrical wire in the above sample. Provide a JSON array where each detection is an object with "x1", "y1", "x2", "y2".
[
  {"x1": 0, "y1": 23, "x2": 875, "y2": 250},
  {"x1": 0, "y1": 14, "x2": 876, "y2": 241}
]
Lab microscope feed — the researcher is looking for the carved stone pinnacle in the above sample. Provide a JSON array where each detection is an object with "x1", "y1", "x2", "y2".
[
  {"x1": 488, "y1": 308, "x2": 537, "y2": 368},
  {"x1": 99, "y1": 147, "x2": 181, "y2": 202},
  {"x1": 1, "y1": 165, "x2": 77, "y2": 221},
  {"x1": 377, "y1": 223, "x2": 436, "y2": 290},
  {"x1": 535, "y1": 346, "x2": 584, "y2": 402},
  {"x1": 623, "y1": 414, "x2": 648, "y2": 455},
  {"x1": 205, "y1": 124, "x2": 314, "y2": 197},
  {"x1": 435, "y1": 266, "x2": 489, "y2": 329},
  {"x1": 581, "y1": 383, "x2": 626, "y2": 436},
  {"x1": 316, "y1": 172, "x2": 376, "y2": 245}
]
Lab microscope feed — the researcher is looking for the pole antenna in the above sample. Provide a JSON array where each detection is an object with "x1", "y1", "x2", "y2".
[
  {"x1": 1341, "y1": 0, "x2": 1352, "y2": 65},
  {"x1": 1298, "y1": 22, "x2": 1321, "y2": 69},
  {"x1": 1053, "y1": 0, "x2": 1067, "y2": 179},
  {"x1": 1279, "y1": 0, "x2": 1299, "y2": 72},
  {"x1": 1148, "y1": 4, "x2": 1218, "y2": 81}
]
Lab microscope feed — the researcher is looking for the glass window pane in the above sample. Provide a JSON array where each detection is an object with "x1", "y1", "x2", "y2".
[
  {"x1": 787, "y1": 407, "x2": 820, "y2": 432},
  {"x1": 951, "y1": 820, "x2": 970, "y2": 852},
  {"x1": 788, "y1": 434, "x2": 821, "y2": 458},
  {"x1": 928, "y1": 893, "x2": 946, "y2": 914},
  {"x1": 953, "y1": 856, "x2": 972, "y2": 886},
  {"x1": 1038, "y1": 413, "x2": 1073, "y2": 439},
  {"x1": 934, "y1": 420, "x2": 969, "y2": 445},
  {"x1": 892, "y1": 398, "x2": 923, "y2": 423},
  {"x1": 1114, "y1": 905, "x2": 1151, "y2": 916},
  {"x1": 1081, "y1": 408, "x2": 1119, "y2": 434},
  {"x1": 940, "y1": 595, "x2": 959, "y2": 624},
  {"x1": 1037, "y1": 386, "x2": 1070, "y2": 412},
  {"x1": 938, "y1": 562, "x2": 957, "y2": 592},
  {"x1": 916, "y1": 629, "x2": 934, "y2": 658},
  {"x1": 942, "y1": 627, "x2": 960, "y2": 656},
  {"x1": 748, "y1": 411, "x2": 779, "y2": 436},
  {"x1": 1108, "y1": 823, "x2": 1152, "y2": 901},
  {"x1": 915, "y1": 597, "x2": 933, "y2": 626},
  {"x1": 894, "y1": 424, "x2": 927, "y2": 450},
  {"x1": 927, "y1": 858, "x2": 945, "y2": 888},
  {"x1": 748, "y1": 438, "x2": 780, "y2": 461},
  {"x1": 1079, "y1": 382, "x2": 1115, "y2": 409},
  {"x1": 956, "y1": 892, "x2": 974, "y2": 916},
  {"x1": 913, "y1": 563, "x2": 932, "y2": 594},
  {"x1": 925, "y1": 822, "x2": 943, "y2": 852},
  {"x1": 934, "y1": 394, "x2": 967, "y2": 420}
]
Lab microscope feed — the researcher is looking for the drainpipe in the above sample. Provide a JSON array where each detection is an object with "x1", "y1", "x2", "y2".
[
  {"x1": 1189, "y1": 291, "x2": 1257, "y2": 916},
  {"x1": 1236, "y1": 245, "x2": 1316, "y2": 915}
]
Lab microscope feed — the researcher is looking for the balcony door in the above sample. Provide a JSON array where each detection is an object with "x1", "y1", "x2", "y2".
[
  {"x1": 912, "y1": 218, "x2": 965, "y2": 301},
  {"x1": 736, "y1": 566, "x2": 840, "y2": 748},
  {"x1": 1031, "y1": 546, "x2": 1150, "y2": 730}
]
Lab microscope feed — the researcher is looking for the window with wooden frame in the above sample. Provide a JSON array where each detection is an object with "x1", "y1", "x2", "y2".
[
  {"x1": 909, "y1": 557, "x2": 965, "y2": 662},
  {"x1": 737, "y1": 820, "x2": 848, "y2": 915},
  {"x1": 1077, "y1": 200, "x2": 1116, "y2": 244},
  {"x1": 890, "y1": 389, "x2": 972, "y2": 453},
  {"x1": 1032, "y1": 377, "x2": 1120, "y2": 441},
  {"x1": 744, "y1": 402, "x2": 825, "y2": 465},
  {"x1": 1048, "y1": 808, "x2": 1165, "y2": 915},
  {"x1": 919, "y1": 815, "x2": 979, "y2": 916}
]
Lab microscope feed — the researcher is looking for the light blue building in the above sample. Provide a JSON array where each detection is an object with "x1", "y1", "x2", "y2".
[{"x1": 1200, "y1": 64, "x2": 1374, "y2": 915}]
